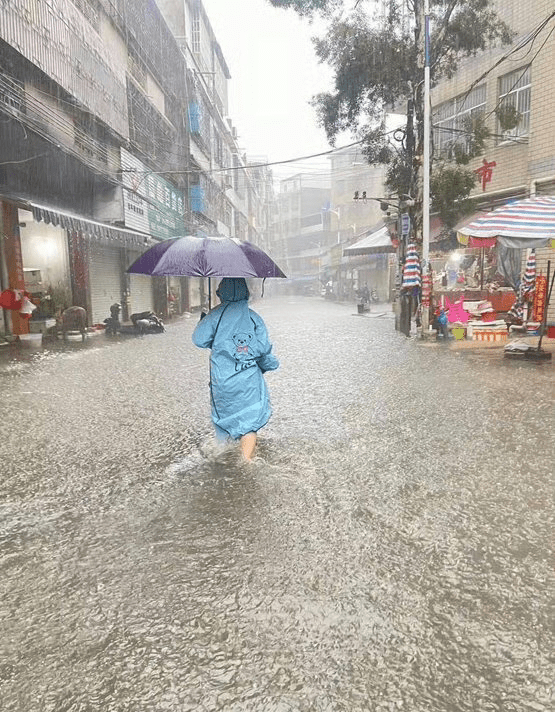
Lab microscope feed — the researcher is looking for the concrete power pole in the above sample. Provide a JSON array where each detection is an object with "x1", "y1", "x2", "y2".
[{"x1": 416, "y1": 0, "x2": 432, "y2": 336}]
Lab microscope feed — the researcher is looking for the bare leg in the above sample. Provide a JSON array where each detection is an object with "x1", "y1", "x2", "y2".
[{"x1": 240, "y1": 432, "x2": 257, "y2": 461}]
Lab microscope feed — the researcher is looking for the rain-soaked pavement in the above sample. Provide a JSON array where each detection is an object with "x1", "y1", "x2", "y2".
[{"x1": 0, "y1": 296, "x2": 553, "y2": 712}]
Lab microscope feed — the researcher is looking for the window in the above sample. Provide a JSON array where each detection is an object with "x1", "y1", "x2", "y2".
[
  {"x1": 190, "y1": 184, "x2": 205, "y2": 213},
  {"x1": 70, "y1": 0, "x2": 101, "y2": 33},
  {"x1": 191, "y1": 9, "x2": 201, "y2": 54},
  {"x1": 497, "y1": 66, "x2": 531, "y2": 141},
  {"x1": 433, "y1": 84, "x2": 486, "y2": 158},
  {"x1": 128, "y1": 51, "x2": 147, "y2": 91}
]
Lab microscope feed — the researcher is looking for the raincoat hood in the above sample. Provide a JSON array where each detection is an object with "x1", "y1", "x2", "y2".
[{"x1": 216, "y1": 278, "x2": 249, "y2": 303}]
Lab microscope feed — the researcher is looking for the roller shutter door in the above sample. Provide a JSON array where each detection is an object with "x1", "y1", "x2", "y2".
[
  {"x1": 89, "y1": 246, "x2": 122, "y2": 324},
  {"x1": 129, "y1": 273, "x2": 154, "y2": 314},
  {"x1": 128, "y1": 250, "x2": 154, "y2": 314}
]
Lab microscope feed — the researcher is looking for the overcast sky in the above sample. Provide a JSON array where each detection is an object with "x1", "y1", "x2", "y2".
[{"x1": 200, "y1": 0, "x2": 338, "y2": 178}]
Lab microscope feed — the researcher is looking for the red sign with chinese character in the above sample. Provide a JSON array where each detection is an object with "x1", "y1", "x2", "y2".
[
  {"x1": 533, "y1": 275, "x2": 547, "y2": 323},
  {"x1": 474, "y1": 159, "x2": 497, "y2": 192}
]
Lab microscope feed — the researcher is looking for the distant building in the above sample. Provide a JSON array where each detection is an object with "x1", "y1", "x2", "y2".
[
  {"x1": 272, "y1": 173, "x2": 331, "y2": 293},
  {"x1": 328, "y1": 145, "x2": 392, "y2": 301}
]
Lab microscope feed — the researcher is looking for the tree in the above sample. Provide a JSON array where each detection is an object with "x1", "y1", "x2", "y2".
[{"x1": 268, "y1": 0, "x2": 514, "y2": 233}]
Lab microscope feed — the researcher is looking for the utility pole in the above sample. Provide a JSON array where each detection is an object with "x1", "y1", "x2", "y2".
[{"x1": 421, "y1": 0, "x2": 431, "y2": 335}]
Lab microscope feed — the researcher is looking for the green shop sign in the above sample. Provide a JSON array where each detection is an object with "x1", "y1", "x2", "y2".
[{"x1": 121, "y1": 149, "x2": 184, "y2": 240}]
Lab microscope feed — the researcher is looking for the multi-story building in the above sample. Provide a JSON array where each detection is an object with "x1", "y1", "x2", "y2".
[
  {"x1": 431, "y1": 0, "x2": 555, "y2": 321},
  {"x1": 328, "y1": 145, "x2": 391, "y2": 301},
  {"x1": 272, "y1": 173, "x2": 331, "y2": 292},
  {"x1": 0, "y1": 0, "x2": 274, "y2": 337},
  {"x1": 0, "y1": 0, "x2": 195, "y2": 331},
  {"x1": 157, "y1": 0, "x2": 275, "y2": 242}
]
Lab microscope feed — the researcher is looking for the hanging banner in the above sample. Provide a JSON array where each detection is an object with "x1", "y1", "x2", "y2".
[
  {"x1": 533, "y1": 275, "x2": 547, "y2": 323},
  {"x1": 421, "y1": 274, "x2": 432, "y2": 308}
]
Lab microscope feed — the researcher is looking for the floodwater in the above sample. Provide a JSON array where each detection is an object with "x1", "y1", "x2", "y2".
[{"x1": 1, "y1": 297, "x2": 553, "y2": 712}]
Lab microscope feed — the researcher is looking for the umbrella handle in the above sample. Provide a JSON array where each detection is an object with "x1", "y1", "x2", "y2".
[{"x1": 208, "y1": 277, "x2": 211, "y2": 310}]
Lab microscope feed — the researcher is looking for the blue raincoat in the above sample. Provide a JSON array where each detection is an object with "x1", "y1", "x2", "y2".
[{"x1": 192, "y1": 278, "x2": 279, "y2": 439}]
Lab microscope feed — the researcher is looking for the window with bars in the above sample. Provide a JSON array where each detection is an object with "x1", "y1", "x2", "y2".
[
  {"x1": 433, "y1": 85, "x2": 486, "y2": 158},
  {"x1": 128, "y1": 51, "x2": 148, "y2": 91},
  {"x1": 191, "y1": 9, "x2": 201, "y2": 54},
  {"x1": 0, "y1": 76, "x2": 25, "y2": 117},
  {"x1": 70, "y1": 0, "x2": 101, "y2": 33},
  {"x1": 497, "y1": 66, "x2": 531, "y2": 141}
]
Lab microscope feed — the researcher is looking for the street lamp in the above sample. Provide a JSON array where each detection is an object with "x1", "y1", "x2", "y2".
[{"x1": 323, "y1": 207, "x2": 341, "y2": 243}]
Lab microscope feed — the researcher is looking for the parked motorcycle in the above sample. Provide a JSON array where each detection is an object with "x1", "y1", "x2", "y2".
[
  {"x1": 104, "y1": 303, "x2": 164, "y2": 336},
  {"x1": 130, "y1": 310, "x2": 165, "y2": 334}
]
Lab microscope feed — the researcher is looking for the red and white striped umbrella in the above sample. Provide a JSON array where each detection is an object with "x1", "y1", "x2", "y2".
[
  {"x1": 520, "y1": 249, "x2": 536, "y2": 301},
  {"x1": 401, "y1": 243, "x2": 421, "y2": 291},
  {"x1": 458, "y1": 196, "x2": 555, "y2": 245}
]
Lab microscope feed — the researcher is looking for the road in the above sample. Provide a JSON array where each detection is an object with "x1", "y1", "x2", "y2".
[{"x1": 1, "y1": 296, "x2": 553, "y2": 712}]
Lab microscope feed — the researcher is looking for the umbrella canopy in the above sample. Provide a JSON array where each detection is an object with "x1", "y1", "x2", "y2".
[
  {"x1": 458, "y1": 196, "x2": 555, "y2": 248},
  {"x1": 127, "y1": 235, "x2": 286, "y2": 278}
]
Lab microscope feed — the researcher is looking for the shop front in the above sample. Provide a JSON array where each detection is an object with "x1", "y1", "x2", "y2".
[
  {"x1": 343, "y1": 223, "x2": 397, "y2": 302},
  {"x1": 425, "y1": 196, "x2": 555, "y2": 340},
  {"x1": 26, "y1": 202, "x2": 152, "y2": 327}
]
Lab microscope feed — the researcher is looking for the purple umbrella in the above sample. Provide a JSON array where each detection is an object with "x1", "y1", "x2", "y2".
[{"x1": 127, "y1": 235, "x2": 286, "y2": 279}]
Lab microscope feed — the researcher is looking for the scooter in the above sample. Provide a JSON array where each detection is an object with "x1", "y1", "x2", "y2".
[
  {"x1": 130, "y1": 310, "x2": 165, "y2": 334},
  {"x1": 104, "y1": 303, "x2": 164, "y2": 336}
]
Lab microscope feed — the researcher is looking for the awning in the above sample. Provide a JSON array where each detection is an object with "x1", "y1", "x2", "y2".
[
  {"x1": 30, "y1": 202, "x2": 153, "y2": 247},
  {"x1": 457, "y1": 196, "x2": 555, "y2": 248},
  {"x1": 343, "y1": 224, "x2": 395, "y2": 256}
]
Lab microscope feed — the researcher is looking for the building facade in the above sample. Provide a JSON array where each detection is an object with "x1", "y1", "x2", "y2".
[
  {"x1": 431, "y1": 0, "x2": 555, "y2": 321},
  {"x1": 328, "y1": 146, "x2": 391, "y2": 301},
  {"x1": 0, "y1": 0, "x2": 275, "y2": 337},
  {"x1": 272, "y1": 173, "x2": 331, "y2": 293}
]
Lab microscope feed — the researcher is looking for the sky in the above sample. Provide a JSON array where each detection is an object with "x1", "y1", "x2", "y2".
[{"x1": 199, "y1": 0, "x2": 341, "y2": 179}]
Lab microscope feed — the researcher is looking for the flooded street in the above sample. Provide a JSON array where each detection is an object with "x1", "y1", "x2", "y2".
[{"x1": 1, "y1": 297, "x2": 553, "y2": 712}]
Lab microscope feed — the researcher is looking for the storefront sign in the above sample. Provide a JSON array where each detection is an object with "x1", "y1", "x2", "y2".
[
  {"x1": 401, "y1": 213, "x2": 410, "y2": 237},
  {"x1": 121, "y1": 149, "x2": 184, "y2": 240},
  {"x1": 533, "y1": 275, "x2": 547, "y2": 323}
]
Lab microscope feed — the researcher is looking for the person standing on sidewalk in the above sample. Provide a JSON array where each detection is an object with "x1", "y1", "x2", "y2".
[{"x1": 192, "y1": 278, "x2": 279, "y2": 461}]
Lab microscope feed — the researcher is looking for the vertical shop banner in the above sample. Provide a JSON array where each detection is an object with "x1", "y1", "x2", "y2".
[
  {"x1": 421, "y1": 273, "x2": 432, "y2": 308},
  {"x1": 533, "y1": 275, "x2": 547, "y2": 323},
  {"x1": 121, "y1": 149, "x2": 184, "y2": 240}
]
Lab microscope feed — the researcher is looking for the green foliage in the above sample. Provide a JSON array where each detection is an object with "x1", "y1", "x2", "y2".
[
  {"x1": 267, "y1": 0, "x2": 340, "y2": 16},
  {"x1": 495, "y1": 103, "x2": 522, "y2": 131},
  {"x1": 268, "y1": 0, "x2": 515, "y2": 231},
  {"x1": 450, "y1": 114, "x2": 491, "y2": 165},
  {"x1": 46, "y1": 282, "x2": 72, "y2": 316},
  {"x1": 431, "y1": 163, "x2": 478, "y2": 228}
]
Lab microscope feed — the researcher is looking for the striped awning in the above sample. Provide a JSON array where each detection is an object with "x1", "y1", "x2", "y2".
[
  {"x1": 458, "y1": 196, "x2": 555, "y2": 248},
  {"x1": 30, "y1": 202, "x2": 151, "y2": 247}
]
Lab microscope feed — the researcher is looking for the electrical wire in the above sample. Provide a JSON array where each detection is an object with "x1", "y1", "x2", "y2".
[{"x1": 455, "y1": 9, "x2": 555, "y2": 109}]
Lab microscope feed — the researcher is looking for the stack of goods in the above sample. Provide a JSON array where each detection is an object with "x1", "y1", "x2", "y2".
[
  {"x1": 401, "y1": 244, "x2": 421, "y2": 292},
  {"x1": 464, "y1": 300, "x2": 508, "y2": 341}
]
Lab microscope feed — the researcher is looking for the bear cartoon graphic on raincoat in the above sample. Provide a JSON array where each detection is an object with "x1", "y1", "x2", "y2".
[{"x1": 192, "y1": 278, "x2": 279, "y2": 440}]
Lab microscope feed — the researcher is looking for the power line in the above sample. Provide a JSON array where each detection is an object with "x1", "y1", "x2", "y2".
[{"x1": 456, "y1": 9, "x2": 555, "y2": 108}]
